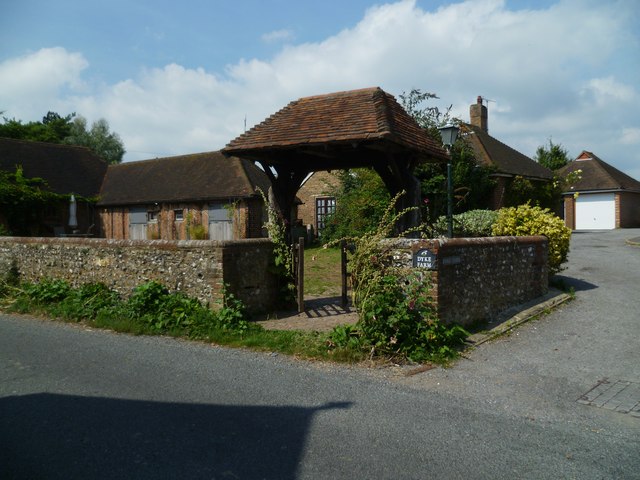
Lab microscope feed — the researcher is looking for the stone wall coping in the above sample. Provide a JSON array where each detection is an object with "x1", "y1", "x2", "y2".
[
  {"x1": 439, "y1": 235, "x2": 547, "y2": 247},
  {"x1": 383, "y1": 235, "x2": 547, "y2": 249},
  {"x1": 0, "y1": 236, "x2": 274, "y2": 249}
]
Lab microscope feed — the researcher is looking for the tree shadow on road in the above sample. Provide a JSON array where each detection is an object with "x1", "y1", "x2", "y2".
[
  {"x1": 0, "y1": 393, "x2": 352, "y2": 480},
  {"x1": 553, "y1": 275, "x2": 598, "y2": 292}
]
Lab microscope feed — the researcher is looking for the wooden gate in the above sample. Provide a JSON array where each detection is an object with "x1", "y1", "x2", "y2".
[{"x1": 293, "y1": 237, "x2": 349, "y2": 313}]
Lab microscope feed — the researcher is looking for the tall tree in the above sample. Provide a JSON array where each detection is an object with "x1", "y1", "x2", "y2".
[
  {"x1": 0, "y1": 112, "x2": 75, "y2": 143},
  {"x1": 399, "y1": 89, "x2": 495, "y2": 222},
  {"x1": 65, "y1": 116, "x2": 126, "y2": 164},
  {"x1": 0, "y1": 112, "x2": 125, "y2": 164},
  {"x1": 535, "y1": 139, "x2": 570, "y2": 171}
]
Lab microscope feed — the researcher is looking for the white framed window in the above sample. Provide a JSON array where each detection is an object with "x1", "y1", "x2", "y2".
[
  {"x1": 174, "y1": 209, "x2": 184, "y2": 221},
  {"x1": 315, "y1": 196, "x2": 336, "y2": 233},
  {"x1": 147, "y1": 210, "x2": 159, "y2": 223}
]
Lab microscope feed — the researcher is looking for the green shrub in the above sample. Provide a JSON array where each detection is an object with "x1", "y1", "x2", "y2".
[
  {"x1": 23, "y1": 279, "x2": 72, "y2": 303},
  {"x1": 189, "y1": 223, "x2": 207, "y2": 240},
  {"x1": 54, "y1": 282, "x2": 120, "y2": 320},
  {"x1": 0, "y1": 260, "x2": 19, "y2": 297},
  {"x1": 492, "y1": 203, "x2": 571, "y2": 275},
  {"x1": 328, "y1": 193, "x2": 469, "y2": 362},
  {"x1": 430, "y1": 209, "x2": 498, "y2": 237}
]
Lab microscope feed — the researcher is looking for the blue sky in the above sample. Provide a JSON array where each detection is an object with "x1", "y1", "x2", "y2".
[{"x1": 2, "y1": 0, "x2": 639, "y2": 179}]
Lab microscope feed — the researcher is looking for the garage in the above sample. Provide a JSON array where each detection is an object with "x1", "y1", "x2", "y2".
[{"x1": 575, "y1": 193, "x2": 615, "y2": 230}]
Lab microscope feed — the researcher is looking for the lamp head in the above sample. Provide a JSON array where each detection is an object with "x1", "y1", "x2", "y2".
[{"x1": 438, "y1": 124, "x2": 460, "y2": 148}]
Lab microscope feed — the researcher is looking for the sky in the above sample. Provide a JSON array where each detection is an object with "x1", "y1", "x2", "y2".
[{"x1": 2, "y1": 0, "x2": 639, "y2": 179}]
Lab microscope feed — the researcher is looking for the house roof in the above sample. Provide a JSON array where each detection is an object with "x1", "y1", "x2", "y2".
[
  {"x1": 558, "y1": 151, "x2": 640, "y2": 193},
  {"x1": 461, "y1": 124, "x2": 553, "y2": 180},
  {"x1": 97, "y1": 151, "x2": 271, "y2": 206},
  {"x1": 0, "y1": 137, "x2": 108, "y2": 197},
  {"x1": 222, "y1": 87, "x2": 448, "y2": 169}
]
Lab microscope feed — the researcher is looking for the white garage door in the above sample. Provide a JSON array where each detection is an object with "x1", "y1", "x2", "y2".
[{"x1": 575, "y1": 193, "x2": 615, "y2": 230}]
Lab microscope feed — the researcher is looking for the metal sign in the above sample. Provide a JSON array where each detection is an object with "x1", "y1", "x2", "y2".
[{"x1": 413, "y1": 248, "x2": 437, "y2": 269}]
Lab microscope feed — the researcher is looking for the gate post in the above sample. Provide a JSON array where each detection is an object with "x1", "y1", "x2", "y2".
[
  {"x1": 341, "y1": 240, "x2": 348, "y2": 308},
  {"x1": 297, "y1": 236, "x2": 304, "y2": 313}
]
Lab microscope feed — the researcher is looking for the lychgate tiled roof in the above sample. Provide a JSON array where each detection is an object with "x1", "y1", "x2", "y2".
[
  {"x1": 97, "y1": 151, "x2": 271, "y2": 206},
  {"x1": 461, "y1": 124, "x2": 553, "y2": 180},
  {"x1": 558, "y1": 151, "x2": 640, "y2": 193},
  {"x1": 223, "y1": 87, "x2": 448, "y2": 164},
  {"x1": 0, "y1": 137, "x2": 108, "y2": 197}
]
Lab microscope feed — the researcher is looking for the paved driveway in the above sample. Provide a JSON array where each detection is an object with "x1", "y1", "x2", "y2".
[
  {"x1": 401, "y1": 228, "x2": 640, "y2": 426},
  {"x1": 1, "y1": 230, "x2": 638, "y2": 479}
]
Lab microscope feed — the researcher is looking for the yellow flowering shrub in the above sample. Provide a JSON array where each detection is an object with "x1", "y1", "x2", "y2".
[{"x1": 492, "y1": 204, "x2": 571, "y2": 275}]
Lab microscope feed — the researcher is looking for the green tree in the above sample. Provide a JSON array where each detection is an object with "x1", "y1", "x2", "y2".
[
  {"x1": 399, "y1": 89, "x2": 495, "y2": 222},
  {"x1": 0, "y1": 166, "x2": 65, "y2": 235},
  {"x1": 65, "y1": 116, "x2": 125, "y2": 164},
  {"x1": 0, "y1": 112, "x2": 75, "y2": 143},
  {"x1": 0, "y1": 112, "x2": 126, "y2": 163},
  {"x1": 535, "y1": 139, "x2": 570, "y2": 171},
  {"x1": 319, "y1": 89, "x2": 496, "y2": 239},
  {"x1": 321, "y1": 169, "x2": 390, "y2": 242}
]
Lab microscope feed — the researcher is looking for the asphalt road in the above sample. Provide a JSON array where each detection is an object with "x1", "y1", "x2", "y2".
[{"x1": 1, "y1": 230, "x2": 639, "y2": 479}]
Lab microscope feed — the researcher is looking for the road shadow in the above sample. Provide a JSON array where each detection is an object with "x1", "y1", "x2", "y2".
[
  {"x1": 552, "y1": 275, "x2": 598, "y2": 292},
  {"x1": 0, "y1": 393, "x2": 352, "y2": 480}
]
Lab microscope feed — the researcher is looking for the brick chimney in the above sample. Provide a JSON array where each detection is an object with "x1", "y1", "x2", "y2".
[{"x1": 470, "y1": 96, "x2": 488, "y2": 132}]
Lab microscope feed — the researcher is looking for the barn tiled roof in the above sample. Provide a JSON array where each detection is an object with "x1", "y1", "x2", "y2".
[
  {"x1": 223, "y1": 87, "x2": 448, "y2": 163},
  {"x1": 97, "y1": 151, "x2": 271, "y2": 206},
  {"x1": 461, "y1": 124, "x2": 553, "y2": 180},
  {"x1": 0, "y1": 137, "x2": 108, "y2": 197},
  {"x1": 558, "y1": 151, "x2": 640, "y2": 193}
]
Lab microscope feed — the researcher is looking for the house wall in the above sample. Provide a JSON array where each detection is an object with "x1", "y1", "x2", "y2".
[
  {"x1": 619, "y1": 191, "x2": 640, "y2": 228},
  {"x1": 489, "y1": 176, "x2": 509, "y2": 210},
  {"x1": 99, "y1": 199, "x2": 266, "y2": 240},
  {"x1": 0, "y1": 237, "x2": 281, "y2": 314},
  {"x1": 296, "y1": 171, "x2": 340, "y2": 236},
  {"x1": 563, "y1": 196, "x2": 575, "y2": 229},
  {"x1": 384, "y1": 236, "x2": 548, "y2": 327}
]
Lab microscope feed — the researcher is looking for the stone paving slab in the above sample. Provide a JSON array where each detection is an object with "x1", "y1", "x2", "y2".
[{"x1": 577, "y1": 379, "x2": 640, "y2": 417}]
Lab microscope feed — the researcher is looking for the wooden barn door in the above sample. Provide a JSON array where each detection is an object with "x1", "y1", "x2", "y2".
[
  {"x1": 129, "y1": 207, "x2": 148, "y2": 240},
  {"x1": 208, "y1": 203, "x2": 233, "y2": 240}
]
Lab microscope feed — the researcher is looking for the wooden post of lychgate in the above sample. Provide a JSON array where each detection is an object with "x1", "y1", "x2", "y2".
[
  {"x1": 297, "y1": 236, "x2": 304, "y2": 313},
  {"x1": 341, "y1": 240, "x2": 348, "y2": 308}
]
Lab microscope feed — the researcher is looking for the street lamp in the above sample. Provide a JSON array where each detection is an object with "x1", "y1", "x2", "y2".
[{"x1": 438, "y1": 124, "x2": 460, "y2": 238}]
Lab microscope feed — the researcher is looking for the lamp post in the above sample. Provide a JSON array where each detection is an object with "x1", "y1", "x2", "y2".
[{"x1": 438, "y1": 124, "x2": 459, "y2": 238}]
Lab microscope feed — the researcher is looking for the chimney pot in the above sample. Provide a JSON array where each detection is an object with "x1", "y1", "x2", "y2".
[{"x1": 470, "y1": 96, "x2": 488, "y2": 132}]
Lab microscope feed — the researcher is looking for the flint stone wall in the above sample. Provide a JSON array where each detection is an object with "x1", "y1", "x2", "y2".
[
  {"x1": 385, "y1": 236, "x2": 548, "y2": 326},
  {"x1": 0, "y1": 237, "x2": 281, "y2": 314}
]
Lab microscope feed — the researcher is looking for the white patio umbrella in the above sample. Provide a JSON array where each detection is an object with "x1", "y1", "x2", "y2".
[{"x1": 68, "y1": 194, "x2": 78, "y2": 229}]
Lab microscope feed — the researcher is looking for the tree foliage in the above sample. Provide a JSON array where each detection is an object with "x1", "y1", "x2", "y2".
[
  {"x1": 65, "y1": 116, "x2": 125, "y2": 164},
  {"x1": 399, "y1": 89, "x2": 495, "y2": 223},
  {"x1": 0, "y1": 112, "x2": 75, "y2": 143},
  {"x1": 535, "y1": 139, "x2": 570, "y2": 171},
  {"x1": 0, "y1": 112, "x2": 125, "y2": 163},
  {"x1": 0, "y1": 166, "x2": 66, "y2": 235},
  {"x1": 320, "y1": 169, "x2": 390, "y2": 242},
  {"x1": 319, "y1": 89, "x2": 497, "y2": 238}
]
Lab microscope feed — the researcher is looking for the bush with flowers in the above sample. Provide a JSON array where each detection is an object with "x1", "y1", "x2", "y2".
[{"x1": 492, "y1": 203, "x2": 571, "y2": 275}]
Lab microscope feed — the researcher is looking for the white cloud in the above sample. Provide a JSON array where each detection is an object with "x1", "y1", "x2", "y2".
[
  {"x1": 0, "y1": 47, "x2": 88, "y2": 119},
  {"x1": 621, "y1": 127, "x2": 640, "y2": 145},
  {"x1": 583, "y1": 76, "x2": 637, "y2": 105},
  {"x1": 1, "y1": 0, "x2": 638, "y2": 179},
  {"x1": 261, "y1": 29, "x2": 294, "y2": 43}
]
